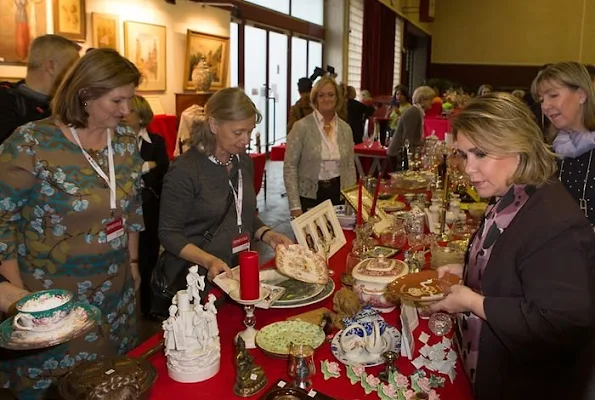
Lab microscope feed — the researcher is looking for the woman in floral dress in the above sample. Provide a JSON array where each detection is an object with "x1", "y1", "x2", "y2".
[{"x1": 0, "y1": 49, "x2": 144, "y2": 399}]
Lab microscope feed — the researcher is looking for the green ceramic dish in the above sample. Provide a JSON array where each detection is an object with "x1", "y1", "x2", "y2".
[
  {"x1": 255, "y1": 320, "x2": 325, "y2": 358},
  {"x1": 14, "y1": 289, "x2": 74, "y2": 331}
]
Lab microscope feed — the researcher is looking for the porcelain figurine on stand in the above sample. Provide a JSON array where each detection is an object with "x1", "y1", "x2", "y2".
[{"x1": 164, "y1": 267, "x2": 221, "y2": 383}]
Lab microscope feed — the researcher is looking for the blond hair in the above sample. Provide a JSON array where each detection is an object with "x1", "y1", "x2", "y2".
[
  {"x1": 310, "y1": 76, "x2": 344, "y2": 113},
  {"x1": 191, "y1": 87, "x2": 262, "y2": 155},
  {"x1": 412, "y1": 86, "x2": 435, "y2": 105},
  {"x1": 52, "y1": 48, "x2": 141, "y2": 128},
  {"x1": 531, "y1": 61, "x2": 595, "y2": 140},
  {"x1": 452, "y1": 92, "x2": 556, "y2": 187},
  {"x1": 130, "y1": 95, "x2": 154, "y2": 128}
]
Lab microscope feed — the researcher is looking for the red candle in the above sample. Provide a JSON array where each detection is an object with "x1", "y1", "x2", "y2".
[
  {"x1": 356, "y1": 179, "x2": 363, "y2": 225},
  {"x1": 370, "y1": 172, "x2": 382, "y2": 216},
  {"x1": 239, "y1": 251, "x2": 260, "y2": 300}
]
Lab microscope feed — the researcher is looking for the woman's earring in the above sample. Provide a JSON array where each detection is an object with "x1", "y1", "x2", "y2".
[{"x1": 83, "y1": 102, "x2": 88, "y2": 107}]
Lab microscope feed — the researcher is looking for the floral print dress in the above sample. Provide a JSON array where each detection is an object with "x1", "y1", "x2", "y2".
[{"x1": 0, "y1": 119, "x2": 144, "y2": 399}]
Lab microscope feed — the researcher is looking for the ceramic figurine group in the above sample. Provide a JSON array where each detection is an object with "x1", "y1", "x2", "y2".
[{"x1": 163, "y1": 266, "x2": 221, "y2": 383}]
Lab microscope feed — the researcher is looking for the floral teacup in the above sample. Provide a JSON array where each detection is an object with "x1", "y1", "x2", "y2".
[{"x1": 13, "y1": 289, "x2": 74, "y2": 332}]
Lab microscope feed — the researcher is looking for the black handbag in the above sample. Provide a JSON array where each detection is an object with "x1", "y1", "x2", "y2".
[{"x1": 149, "y1": 191, "x2": 234, "y2": 317}]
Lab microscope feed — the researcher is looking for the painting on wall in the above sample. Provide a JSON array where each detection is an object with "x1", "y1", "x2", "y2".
[
  {"x1": 53, "y1": 0, "x2": 86, "y2": 42},
  {"x1": 0, "y1": 0, "x2": 47, "y2": 64},
  {"x1": 124, "y1": 21, "x2": 166, "y2": 92},
  {"x1": 183, "y1": 30, "x2": 229, "y2": 91},
  {"x1": 91, "y1": 13, "x2": 119, "y2": 51}
]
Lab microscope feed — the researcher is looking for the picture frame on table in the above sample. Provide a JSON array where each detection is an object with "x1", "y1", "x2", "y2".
[
  {"x1": 91, "y1": 13, "x2": 119, "y2": 51},
  {"x1": 183, "y1": 30, "x2": 229, "y2": 91},
  {"x1": 290, "y1": 200, "x2": 346, "y2": 259},
  {"x1": 0, "y1": 0, "x2": 47, "y2": 65},
  {"x1": 124, "y1": 21, "x2": 167, "y2": 91},
  {"x1": 53, "y1": 0, "x2": 86, "y2": 42},
  {"x1": 341, "y1": 185, "x2": 393, "y2": 237}
]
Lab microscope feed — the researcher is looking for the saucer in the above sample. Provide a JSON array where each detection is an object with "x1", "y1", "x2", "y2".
[
  {"x1": 229, "y1": 286, "x2": 271, "y2": 305},
  {"x1": 0, "y1": 302, "x2": 101, "y2": 350},
  {"x1": 330, "y1": 325, "x2": 401, "y2": 367}
]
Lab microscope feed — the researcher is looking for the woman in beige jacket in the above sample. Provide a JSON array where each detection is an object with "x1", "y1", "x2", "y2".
[{"x1": 283, "y1": 76, "x2": 357, "y2": 218}]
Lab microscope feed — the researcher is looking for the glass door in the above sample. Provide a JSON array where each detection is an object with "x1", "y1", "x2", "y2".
[
  {"x1": 244, "y1": 25, "x2": 267, "y2": 152},
  {"x1": 268, "y1": 31, "x2": 288, "y2": 146}
]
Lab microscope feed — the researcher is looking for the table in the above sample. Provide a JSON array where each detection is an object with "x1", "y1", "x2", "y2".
[
  {"x1": 128, "y1": 231, "x2": 473, "y2": 400},
  {"x1": 270, "y1": 144, "x2": 286, "y2": 161},
  {"x1": 249, "y1": 152, "x2": 266, "y2": 198},
  {"x1": 354, "y1": 142, "x2": 390, "y2": 177},
  {"x1": 147, "y1": 114, "x2": 178, "y2": 160},
  {"x1": 424, "y1": 117, "x2": 451, "y2": 141}
]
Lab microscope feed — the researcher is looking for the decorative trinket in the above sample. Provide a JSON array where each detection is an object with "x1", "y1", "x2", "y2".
[
  {"x1": 320, "y1": 360, "x2": 341, "y2": 380},
  {"x1": 233, "y1": 336, "x2": 267, "y2": 397}
]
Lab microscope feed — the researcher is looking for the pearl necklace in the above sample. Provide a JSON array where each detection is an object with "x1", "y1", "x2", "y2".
[
  {"x1": 559, "y1": 149, "x2": 593, "y2": 217},
  {"x1": 211, "y1": 154, "x2": 234, "y2": 167}
]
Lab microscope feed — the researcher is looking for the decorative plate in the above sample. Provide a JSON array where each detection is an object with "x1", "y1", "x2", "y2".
[
  {"x1": 275, "y1": 244, "x2": 329, "y2": 285},
  {"x1": 255, "y1": 320, "x2": 325, "y2": 358},
  {"x1": 352, "y1": 258, "x2": 408, "y2": 284},
  {"x1": 0, "y1": 302, "x2": 101, "y2": 350},
  {"x1": 331, "y1": 325, "x2": 401, "y2": 367},
  {"x1": 59, "y1": 356, "x2": 157, "y2": 400},
  {"x1": 379, "y1": 197, "x2": 406, "y2": 212},
  {"x1": 260, "y1": 269, "x2": 325, "y2": 304},
  {"x1": 386, "y1": 270, "x2": 461, "y2": 303},
  {"x1": 270, "y1": 278, "x2": 335, "y2": 309}
]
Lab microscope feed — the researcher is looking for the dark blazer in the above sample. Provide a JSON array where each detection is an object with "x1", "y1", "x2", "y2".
[
  {"x1": 469, "y1": 179, "x2": 595, "y2": 399},
  {"x1": 346, "y1": 98, "x2": 374, "y2": 144},
  {"x1": 139, "y1": 132, "x2": 169, "y2": 230}
]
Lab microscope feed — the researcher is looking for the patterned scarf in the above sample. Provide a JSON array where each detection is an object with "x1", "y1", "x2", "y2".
[{"x1": 456, "y1": 184, "x2": 535, "y2": 386}]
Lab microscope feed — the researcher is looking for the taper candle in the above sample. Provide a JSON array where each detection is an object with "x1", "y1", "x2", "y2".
[
  {"x1": 356, "y1": 179, "x2": 363, "y2": 225},
  {"x1": 239, "y1": 251, "x2": 260, "y2": 300},
  {"x1": 369, "y1": 172, "x2": 382, "y2": 216}
]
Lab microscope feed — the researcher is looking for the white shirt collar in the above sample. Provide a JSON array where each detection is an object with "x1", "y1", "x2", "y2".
[
  {"x1": 314, "y1": 109, "x2": 337, "y2": 126},
  {"x1": 138, "y1": 127, "x2": 152, "y2": 144}
]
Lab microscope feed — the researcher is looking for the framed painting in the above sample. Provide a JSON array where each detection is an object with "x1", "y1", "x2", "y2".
[
  {"x1": 91, "y1": 13, "x2": 119, "y2": 51},
  {"x1": 0, "y1": 0, "x2": 47, "y2": 64},
  {"x1": 290, "y1": 200, "x2": 347, "y2": 259},
  {"x1": 53, "y1": 0, "x2": 86, "y2": 42},
  {"x1": 341, "y1": 185, "x2": 393, "y2": 237},
  {"x1": 124, "y1": 21, "x2": 166, "y2": 92},
  {"x1": 183, "y1": 30, "x2": 229, "y2": 91}
]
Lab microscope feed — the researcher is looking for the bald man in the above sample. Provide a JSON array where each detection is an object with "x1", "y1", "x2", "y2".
[{"x1": 0, "y1": 34, "x2": 80, "y2": 144}]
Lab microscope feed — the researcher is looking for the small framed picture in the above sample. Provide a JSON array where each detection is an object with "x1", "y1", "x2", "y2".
[
  {"x1": 362, "y1": 246, "x2": 400, "y2": 259},
  {"x1": 341, "y1": 185, "x2": 393, "y2": 237},
  {"x1": 290, "y1": 200, "x2": 347, "y2": 259}
]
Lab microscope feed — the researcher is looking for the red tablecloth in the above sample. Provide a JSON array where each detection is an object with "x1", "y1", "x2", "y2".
[
  {"x1": 249, "y1": 152, "x2": 266, "y2": 196},
  {"x1": 424, "y1": 117, "x2": 451, "y2": 141},
  {"x1": 270, "y1": 144, "x2": 286, "y2": 161},
  {"x1": 353, "y1": 142, "x2": 391, "y2": 177},
  {"x1": 147, "y1": 114, "x2": 178, "y2": 160},
  {"x1": 128, "y1": 231, "x2": 473, "y2": 400}
]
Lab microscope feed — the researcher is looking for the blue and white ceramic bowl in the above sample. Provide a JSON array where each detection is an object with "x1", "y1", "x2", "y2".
[{"x1": 341, "y1": 306, "x2": 388, "y2": 338}]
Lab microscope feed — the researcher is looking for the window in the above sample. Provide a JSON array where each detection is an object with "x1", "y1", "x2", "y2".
[
  {"x1": 308, "y1": 40, "x2": 323, "y2": 79},
  {"x1": 230, "y1": 22, "x2": 239, "y2": 87},
  {"x1": 392, "y1": 17, "x2": 403, "y2": 90},
  {"x1": 347, "y1": 0, "x2": 364, "y2": 92},
  {"x1": 291, "y1": 0, "x2": 323, "y2": 25},
  {"x1": 291, "y1": 37, "x2": 308, "y2": 105},
  {"x1": 245, "y1": 0, "x2": 289, "y2": 14}
]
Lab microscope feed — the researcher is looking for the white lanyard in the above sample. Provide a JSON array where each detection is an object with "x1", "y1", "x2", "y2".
[
  {"x1": 229, "y1": 169, "x2": 243, "y2": 233},
  {"x1": 69, "y1": 126, "x2": 117, "y2": 213}
]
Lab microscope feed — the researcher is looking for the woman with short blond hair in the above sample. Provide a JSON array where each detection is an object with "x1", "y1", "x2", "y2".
[
  {"x1": 284, "y1": 76, "x2": 357, "y2": 217},
  {"x1": 430, "y1": 92, "x2": 595, "y2": 399},
  {"x1": 159, "y1": 88, "x2": 291, "y2": 294},
  {"x1": 533, "y1": 62, "x2": 595, "y2": 226},
  {"x1": 0, "y1": 48, "x2": 144, "y2": 397}
]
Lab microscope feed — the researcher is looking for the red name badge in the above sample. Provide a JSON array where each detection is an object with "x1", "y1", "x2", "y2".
[
  {"x1": 232, "y1": 233, "x2": 250, "y2": 254},
  {"x1": 105, "y1": 218, "x2": 124, "y2": 242}
]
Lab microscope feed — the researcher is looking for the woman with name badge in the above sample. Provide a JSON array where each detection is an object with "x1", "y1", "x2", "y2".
[
  {"x1": 159, "y1": 88, "x2": 292, "y2": 293},
  {"x1": 0, "y1": 49, "x2": 144, "y2": 398}
]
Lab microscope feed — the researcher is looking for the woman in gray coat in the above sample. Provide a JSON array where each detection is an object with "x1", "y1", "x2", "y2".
[{"x1": 283, "y1": 77, "x2": 357, "y2": 218}]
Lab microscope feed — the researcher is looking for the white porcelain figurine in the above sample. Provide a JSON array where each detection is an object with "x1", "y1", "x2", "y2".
[{"x1": 164, "y1": 266, "x2": 221, "y2": 383}]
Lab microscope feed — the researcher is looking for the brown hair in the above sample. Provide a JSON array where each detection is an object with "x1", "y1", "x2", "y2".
[
  {"x1": 52, "y1": 48, "x2": 141, "y2": 128},
  {"x1": 531, "y1": 61, "x2": 595, "y2": 140},
  {"x1": 452, "y1": 92, "x2": 556, "y2": 187},
  {"x1": 130, "y1": 95, "x2": 154, "y2": 128},
  {"x1": 27, "y1": 34, "x2": 80, "y2": 70},
  {"x1": 310, "y1": 76, "x2": 344, "y2": 113},
  {"x1": 191, "y1": 87, "x2": 262, "y2": 155}
]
